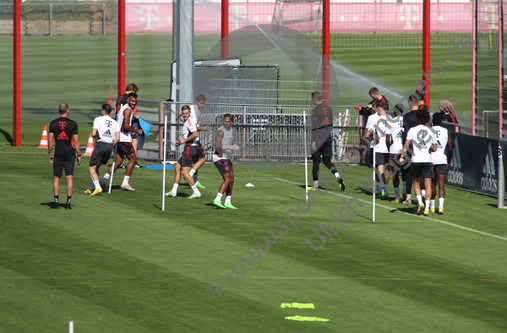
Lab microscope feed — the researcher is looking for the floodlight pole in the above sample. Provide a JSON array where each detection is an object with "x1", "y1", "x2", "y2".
[
  {"x1": 422, "y1": 0, "x2": 430, "y2": 107},
  {"x1": 221, "y1": 0, "x2": 229, "y2": 57},
  {"x1": 322, "y1": 0, "x2": 330, "y2": 104},
  {"x1": 118, "y1": 0, "x2": 126, "y2": 97},
  {"x1": 13, "y1": 0, "x2": 21, "y2": 147}
]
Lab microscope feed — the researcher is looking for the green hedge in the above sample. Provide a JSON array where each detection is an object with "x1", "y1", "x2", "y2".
[{"x1": 0, "y1": 0, "x2": 116, "y2": 22}]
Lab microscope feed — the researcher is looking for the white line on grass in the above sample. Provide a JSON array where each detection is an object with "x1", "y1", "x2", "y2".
[
  {"x1": 0, "y1": 276, "x2": 65, "y2": 279},
  {"x1": 124, "y1": 219, "x2": 243, "y2": 222},
  {"x1": 275, "y1": 178, "x2": 507, "y2": 242},
  {"x1": 250, "y1": 276, "x2": 409, "y2": 280}
]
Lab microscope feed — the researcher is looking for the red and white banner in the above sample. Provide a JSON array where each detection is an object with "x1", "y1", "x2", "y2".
[{"x1": 127, "y1": 2, "x2": 472, "y2": 34}]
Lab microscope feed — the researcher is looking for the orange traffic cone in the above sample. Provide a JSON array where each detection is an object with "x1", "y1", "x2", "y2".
[
  {"x1": 83, "y1": 133, "x2": 94, "y2": 156},
  {"x1": 38, "y1": 125, "x2": 48, "y2": 149}
]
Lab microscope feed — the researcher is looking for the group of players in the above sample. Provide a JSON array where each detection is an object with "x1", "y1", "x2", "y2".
[
  {"x1": 164, "y1": 95, "x2": 239, "y2": 209},
  {"x1": 47, "y1": 86, "x2": 239, "y2": 210},
  {"x1": 47, "y1": 84, "x2": 144, "y2": 209},
  {"x1": 363, "y1": 88, "x2": 459, "y2": 216},
  {"x1": 47, "y1": 84, "x2": 457, "y2": 215}
]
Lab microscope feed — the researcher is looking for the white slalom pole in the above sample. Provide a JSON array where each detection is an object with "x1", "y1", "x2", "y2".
[
  {"x1": 303, "y1": 111, "x2": 308, "y2": 202},
  {"x1": 372, "y1": 144, "x2": 376, "y2": 222},
  {"x1": 108, "y1": 145, "x2": 118, "y2": 194},
  {"x1": 162, "y1": 115, "x2": 168, "y2": 211},
  {"x1": 69, "y1": 320, "x2": 74, "y2": 333}
]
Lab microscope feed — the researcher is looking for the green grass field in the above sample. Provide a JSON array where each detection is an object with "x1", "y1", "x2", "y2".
[
  {"x1": 0, "y1": 34, "x2": 495, "y2": 332},
  {"x1": 1, "y1": 146, "x2": 507, "y2": 332}
]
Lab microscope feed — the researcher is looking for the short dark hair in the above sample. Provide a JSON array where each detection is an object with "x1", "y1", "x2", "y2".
[
  {"x1": 126, "y1": 83, "x2": 139, "y2": 93},
  {"x1": 416, "y1": 90, "x2": 425, "y2": 101},
  {"x1": 394, "y1": 103, "x2": 405, "y2": 115},
  {"x1": 224, "y1": 113, "x2": 232, "y2": 120},
  {"x1": 59, "y1": 103, "x2": 69, "y2": 115},
  {"x1": 311, "y1": 91, "x2": 322, "y2": 101},
  {"x1": 415, "y1": 109, "x2": 430, "y2": 124},
  {"x1": 432, "y1": 112, "x2": 442, "y2": 125},
  {"x1": 182, "y1": 105, "x2": 190, "y2": 112},
  {"x1": 102, "y1": 104, "x2": 112, "y2": 115},
  {"x1": 408, "y1": 95, "x2": 419, "y2": 108},
  {"x1": 369, "y1": 87, "x2": 379, "y2": 96},
  {"x1": 376, "y1": 101, "x2": 388, "y2": 111},
  {"x1": 127, "y1": 92, "x2": 138, "y2": 99}
]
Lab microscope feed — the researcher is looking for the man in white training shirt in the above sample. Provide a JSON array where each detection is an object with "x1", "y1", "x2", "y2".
[
  {"x1": 85, "y1": 104, "x2": 120, "y2": 196},
  {"x1": 365, "y1": 100, "x2": 390, "y2": 198},
  {"x1": 399, "y1": 109, "x2": 437, "y2": 216},
  {"x1": 385, "y1": 103, "x2": 406, "y2": 203},
  {"x1": 430, "y1": 112, "x2": 453, "y2": 215},
  {"x1": 102, "y1": 93, "x2": 143, "y2": 191},
  {"x1": 166, "y1": 105, "x2": 204, "y2": 199}
]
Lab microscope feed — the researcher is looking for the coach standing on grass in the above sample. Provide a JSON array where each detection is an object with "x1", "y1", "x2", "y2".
[{"x1": 48, "y1": 103, "x2": 81, "y2": 209}]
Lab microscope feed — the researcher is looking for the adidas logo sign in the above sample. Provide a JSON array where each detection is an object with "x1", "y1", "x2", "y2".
[
  {"x1": 448, "y1": 138, "x2": 463, "y2": 185},
  {"x1": 481, "y1": 143, "x2": 497, "y2": 192}
]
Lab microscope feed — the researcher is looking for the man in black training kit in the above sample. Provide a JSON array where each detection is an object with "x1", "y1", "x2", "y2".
[
  {"x1": 309, "y1": 91, "x2": 345, "y2": 191},
  {"x1": 48, "y1": 103, "x2": 82, "y2": 209}
]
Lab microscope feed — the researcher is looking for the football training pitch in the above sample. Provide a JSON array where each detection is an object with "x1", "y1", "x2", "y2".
[
  {"x1": 1, "y1": 147, "x2": 507, "y2": 332},
  {"x1": 2, "y1": 35, "x2": 503, "y2": 332}
]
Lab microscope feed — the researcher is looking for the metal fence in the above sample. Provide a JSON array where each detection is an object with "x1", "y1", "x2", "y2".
[{"x1": 130, "y1": 100, "x2": 363, "y2": 164}]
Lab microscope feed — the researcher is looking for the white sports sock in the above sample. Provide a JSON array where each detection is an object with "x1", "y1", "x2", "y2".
[
  {"x1": 189, "y1": 169, "x2": 196, "y2": 177},
  {"x1": 225, "y1": 196, "x2": 232, "y2": 204},
  {"x1": 430, "y1": 200, "x2": 436, "y2": 209},
  {"x1": 172, "y1": 183, "x2": 179, "y2": 192},
  {"x1": 191, "y1": 185, "x2": 200, "y2": 194},
  {"x1": 334, "y1": 172, "x2": 340, "y2": 179},
  {"x1": 439, "y1": 198, "x2": 445, "y2": 209},
  {"x1": 313, "y1": 180, "x2": 319, "y2": 188},
  {"x1": 103, "y1": 173, "x2": 110, "y2": 180},
  {"x1": 425, "y1": 200, "x2": 430, "y2": 211},
  {"x1": 416, "y1": 195, "x2": 422, "y2": 204},
  {"x1": 123, "y1": 176, "x2": 130, "y2": 185},
  {"x1": 421, "y1": 189, "x2": 426, "y2": 198},
  {"x1": 93, "y1": 180, "x2": 101, "y2": 189},
  {"x1": 215, "y1": 193, "x2": 223, "y2": 201}
]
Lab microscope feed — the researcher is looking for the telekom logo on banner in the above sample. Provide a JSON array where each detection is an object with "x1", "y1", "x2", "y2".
[
  {"x1": 127, "y1": 3, "x2": 471, "y2": 34},
  {"x1": 400, "y1": 5, "x2": 418, "y2": 30}
]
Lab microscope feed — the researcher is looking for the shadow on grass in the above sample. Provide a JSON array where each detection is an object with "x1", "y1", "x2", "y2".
[{"x1": 0, "y1": 127, "x2": 13, "y2": 145}]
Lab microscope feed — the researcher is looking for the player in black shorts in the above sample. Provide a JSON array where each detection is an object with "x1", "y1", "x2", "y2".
[
  {"x1": 48, "y1": 103, "x2": 81, "y2": 209},
  {"x1": 309, "y1": 91, "x2": 345, "y2": 191},
  {"x1": 211, "y1": 114, "x2": 239, "y2": 209}
]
